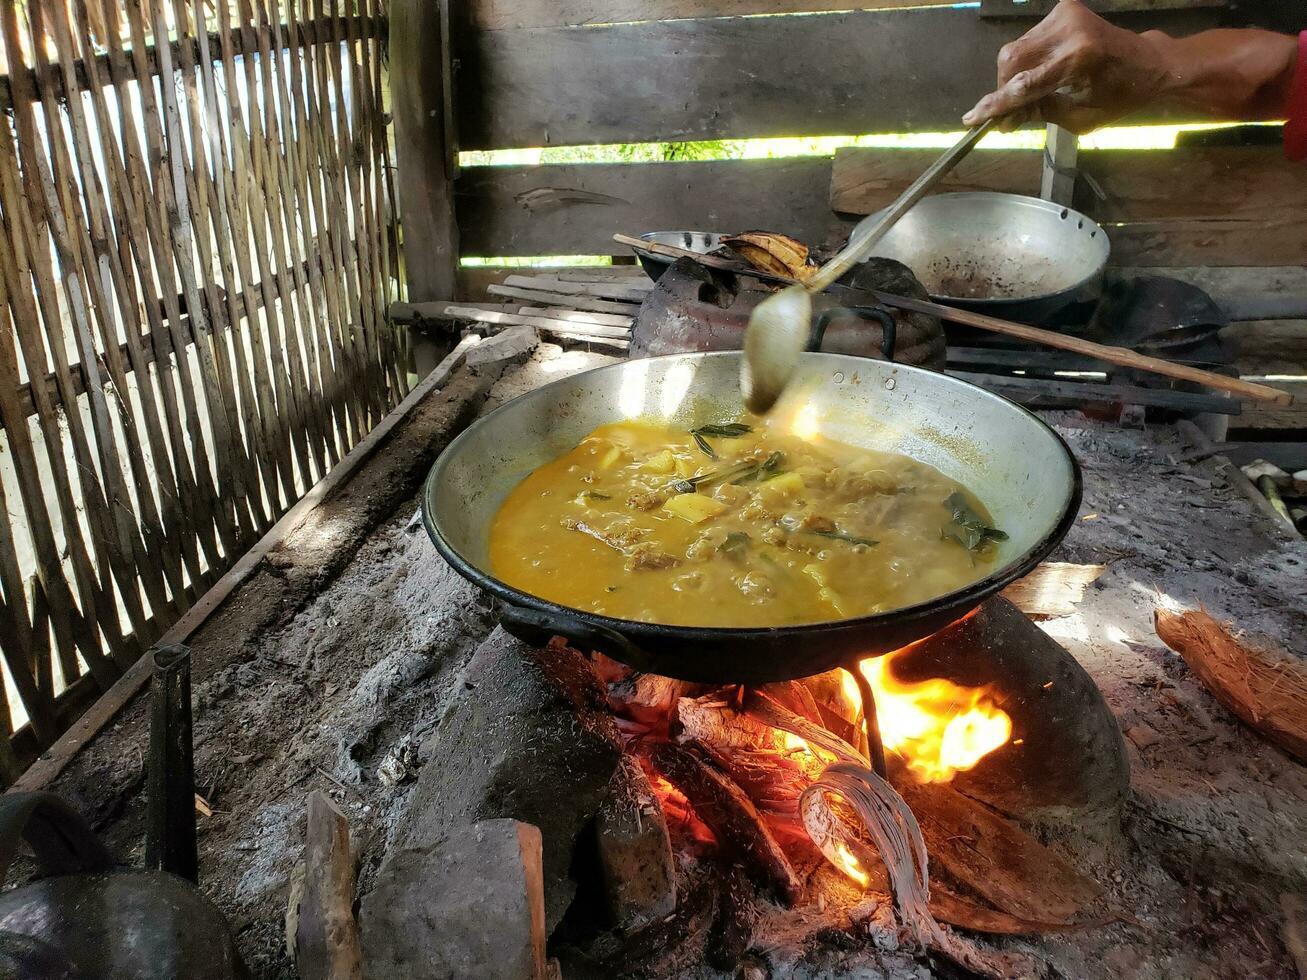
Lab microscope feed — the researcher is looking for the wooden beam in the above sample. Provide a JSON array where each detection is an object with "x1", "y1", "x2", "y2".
[
  {"x1": 1226, "y1": 380, "x2": 1307, "y2": 434},
  {"x1": 456, "y1": 6, "x2": 1222, "y2": 150},
  {"x1": 457, "y1": 158, "x2": 840, "y2": 256},
  {"x1": 391, "y1": 0, "x2": 458, "y2": 301},
  {"x1": 0, "y1": 17, "x2": 383, "y2": 113},
  {"x1": 1210, "y1": 441, "x2": 1307, "y2": 471}
]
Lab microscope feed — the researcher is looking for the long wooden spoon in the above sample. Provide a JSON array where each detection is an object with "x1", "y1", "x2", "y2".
[
  {"x1": 742, "y1": 121, "x2": 998, "y2": 413},
  {"x1": 612, "y1": 233, "x2": 1293, "y2": 407}
]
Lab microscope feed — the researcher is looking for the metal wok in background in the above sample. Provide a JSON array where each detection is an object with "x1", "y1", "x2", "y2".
[
  {"x1": 422, "y1": 352, "x2": 1081, "y2": 684},
  {"x1": 865, "y1": 192, "x2": 1110, "y2": 326}
]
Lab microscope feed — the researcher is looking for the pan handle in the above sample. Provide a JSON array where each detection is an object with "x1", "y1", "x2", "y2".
[
  {"x1": 499, "y1": 604, "x2": 660, "y2": 672},
  {"x1": 810, "y1": 305, "x2": 897, "y2": 362}
]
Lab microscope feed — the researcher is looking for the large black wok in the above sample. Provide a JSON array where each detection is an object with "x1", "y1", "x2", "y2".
[{"x1": 422, "y1": 351, "x2": 1080, "y2": 684}]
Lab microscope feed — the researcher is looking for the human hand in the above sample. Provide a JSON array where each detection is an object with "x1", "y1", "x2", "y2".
[{"x1": 963, "y1": 0, "x2": 1172, "y2": 133}]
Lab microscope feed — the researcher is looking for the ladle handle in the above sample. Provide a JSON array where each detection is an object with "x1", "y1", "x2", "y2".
[{"x1": 810, "y1": 119, "x2": 997, "y2": 291}]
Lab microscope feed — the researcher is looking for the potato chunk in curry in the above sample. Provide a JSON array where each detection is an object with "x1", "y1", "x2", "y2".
[{"x1": 487, "y1": 418, "x2": 1005, "y2": 628}]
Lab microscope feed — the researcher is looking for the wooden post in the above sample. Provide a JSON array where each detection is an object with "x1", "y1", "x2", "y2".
[
  {"x1": 390, "y1": 0, "x2": 458, "y2": 303},
  {"x1": 1041, "y1": 123, "x2": 1078, "y2": 206}
]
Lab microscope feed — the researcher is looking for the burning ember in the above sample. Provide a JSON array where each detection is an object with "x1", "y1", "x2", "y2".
[{"x1": 847, "y1": 652, "x2": 1013, "y2": 783}]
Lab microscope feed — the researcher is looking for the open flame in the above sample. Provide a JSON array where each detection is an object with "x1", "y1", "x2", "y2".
[
  {"x1": 843, "y1": 651, "x2": 1012, "y2": 783},
  {"x1": 830, "y1": 839, "x2": 870, "y2": 886}
]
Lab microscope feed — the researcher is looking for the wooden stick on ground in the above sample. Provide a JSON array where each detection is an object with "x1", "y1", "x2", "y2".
[
  {"x1": 294, "y1": 791, "x2": 363, "y2": 980},
  {"x1": 612, "y1": 232, "x2": 1294, "y2": 406}
]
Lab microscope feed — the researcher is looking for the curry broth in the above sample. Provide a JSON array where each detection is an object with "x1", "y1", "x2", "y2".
[{"x1": 487, "y1": 418, "x2": 1004, "y2": 628}]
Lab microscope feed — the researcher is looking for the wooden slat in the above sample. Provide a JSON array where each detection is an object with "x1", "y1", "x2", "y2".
[
  {"x1": 469, "y1": 0, "x2": 960, "y2": 31},
  {"x1": 517, "y1": 306, "x2": 635, "y2": 328},
  {"x1": 393, "y1": 302, "x2": 633, "y2": 339},
  {"x1": 1075, "y1": 148, "x2": 1307, "y2": 267},
  {"x1": 456, "y1": 6, "x2": 1222, "y2": 150},
  {"x1": 117, "y1": 0, "x2": 235, "y2": 567},
  {"x1": 501, "y1": 274, "x2": 650, "y2": 303},
  {"x1": 1227, "y1": 381, "x2": 1307, "y2": 435},
  {"x1": 951, "y1": 371, "x2": 1241, "y2": 415},
  {"x1": 486, "y1": 284, "x2": 640, "y2": 315},
  {"x1": 830, "y1": 147, "x2": 1040, "y2": 214},
  {"x1": 457, "y1": 158, "x2": 839, "y2": 257},
  {"x1": 298, "y1": 0, "x2": 369, "y2": 449},
  {"x1": 34, "y1": 0, "x2": 178, "y2": 635},
  {"x1": 0, "y1": 0, "x2": 395, "y2": 778},
  {"x1": 77, "y1": 0, "x2": 200, "y2": 604},
  {"x1": 0, "y1": 3, "x2": 131, "y2": 681},
  {"x1": 832, "y1": 145, "x2": 1307, "y2": 267},
  {"x1": 1212, "y1": 441, "x2": 1307, "y2": 471}
]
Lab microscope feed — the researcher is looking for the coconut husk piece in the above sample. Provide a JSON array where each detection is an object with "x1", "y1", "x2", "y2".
[{"x1": 1154, "y1": 607, "x2": 1307, "y2": 764}]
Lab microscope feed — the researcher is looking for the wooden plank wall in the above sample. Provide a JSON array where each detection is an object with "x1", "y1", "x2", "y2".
[
  {"x1": 0, "y1": 0, "x2": 400, "y2": 776},
  {"x1": 445, "y1": 0, "x2": 1307, "y2": 276}
]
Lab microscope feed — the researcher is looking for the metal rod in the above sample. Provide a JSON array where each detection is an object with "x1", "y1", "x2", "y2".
[
  {"x1": 851, "y1": 666, "x2": 889, "y2": 780},
  {"x1": 146, "y1": 643, "x2": 198, "y2": 883}
]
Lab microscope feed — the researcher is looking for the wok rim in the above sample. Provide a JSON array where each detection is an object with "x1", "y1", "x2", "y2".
[
  {"x1": 870, "y1": 191, "x2": 1111, "y2": 307},
  {"x1": 421, "y1": 351, "x2": 1083, "y2": 643}
]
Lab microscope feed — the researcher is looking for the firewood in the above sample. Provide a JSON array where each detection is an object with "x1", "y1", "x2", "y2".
[
  {"x1": 595, "y1": 756, "x2": 678, "y2": 932},
  {"x1": 757, "y1": 680, "x2": 826, "y2": 728},
  {"x1": 584, "y1": 872, "x2": 718, "y2": 977},
  {"x1": 295, "y1": 791, "x2": 363, "y2": 980},
  {"x1": 1155, "y1": 607, "x2": 1307, "y2": 763},
  {"x1": 649, "y1": 742, "x2": 803, "y2": 906},
  {"x1": 706, "y1": 868, "x2": 759, "y2": 971},
  {"x1": 744, "y1": 688, "x2": 1106, "y2": 935},
  {"x1": 613, "y1": 675, "x2": 709, "y2": 728},
  {"x1": 675, "y1": 694, "x2": 778, "y2": 753},
  {"x1": 898, "y1": 779, "x2": 1104, "y2": 927},
  {"x1": 1001, "y1": 562, "x2": 1106, "y2": 620},
  {"x1": 795, "y1": 671, "x2": 862, "y2": 746}
]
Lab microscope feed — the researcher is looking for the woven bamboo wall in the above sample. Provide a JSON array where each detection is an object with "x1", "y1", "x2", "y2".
[{"x1": 0, "y1": 0, "x2": 401, "y2": 776}]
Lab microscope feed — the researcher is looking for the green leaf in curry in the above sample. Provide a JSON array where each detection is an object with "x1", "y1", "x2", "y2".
[
  {"x1": 942, "y1": 491, "x2": 1008, "y2": 551},
  {"x1": 721, "y1": 530, "x2": 750, "y2": 557},
  {"x1": 692, "y1": 431, "x2": 718, "y2": 459},
  {"x1": 731, "y1": 451, "x2": 785, "y2": 484},
  {"x1": 691, "y1": 422, "x2": 753, "y2": 438}
]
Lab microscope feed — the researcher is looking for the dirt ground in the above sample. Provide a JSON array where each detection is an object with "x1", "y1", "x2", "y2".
[{"x1": 47, "y1": 346, "x2": 1307, "y2": 979}]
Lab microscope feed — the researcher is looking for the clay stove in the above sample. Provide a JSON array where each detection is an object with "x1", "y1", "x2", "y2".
[{"x1": 392, "y1": 587, "x2": 1129, "y2": 978}]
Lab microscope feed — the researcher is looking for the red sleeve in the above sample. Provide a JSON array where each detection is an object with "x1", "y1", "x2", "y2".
[{"x1": 1287, "y1": 32, "x2": 1307, "y2": 162}]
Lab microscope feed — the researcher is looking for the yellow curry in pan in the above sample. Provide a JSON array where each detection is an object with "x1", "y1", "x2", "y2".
[{"x1": 487, "y1": 417, "x2": 1007, "y2": 628}]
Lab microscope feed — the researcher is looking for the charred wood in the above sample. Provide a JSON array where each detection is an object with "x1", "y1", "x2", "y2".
[{"x1": 649, "y1": 741, "x2": 803, "y2": 906}]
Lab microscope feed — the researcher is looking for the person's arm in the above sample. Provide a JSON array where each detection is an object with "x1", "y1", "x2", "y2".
[{"x1": 962, "y1": 0, "x2": 1299, "y2": 134}]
